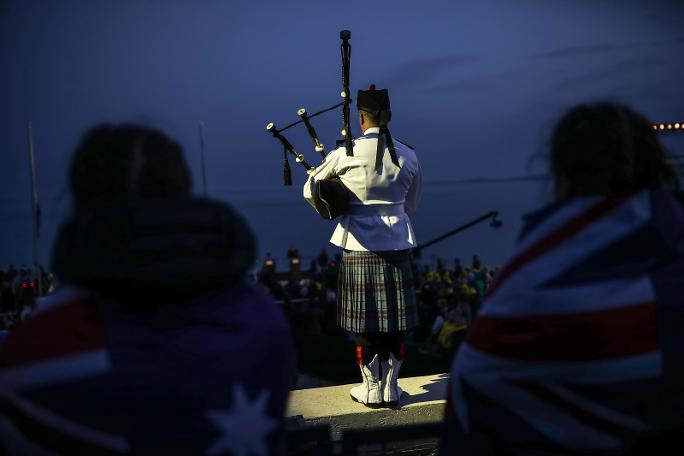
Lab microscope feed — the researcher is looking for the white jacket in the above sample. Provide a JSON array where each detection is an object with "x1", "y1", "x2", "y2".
[{"x1": 303, "y1": 127, "x2": 422, "y2": 251}]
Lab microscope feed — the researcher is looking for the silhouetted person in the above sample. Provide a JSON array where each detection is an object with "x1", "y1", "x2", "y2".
[
  {"x1": 471, "y1": 255, "x2": 481, "y2": 271},
  {"x1": 287, "y1": 245, "x2": 300, "y2": 260},
  {"x1": 441, "y1": 103, "x2": 684, "y2": 455},
  {"x1": 13, "y1": 269, "x2": 35, "y2": 317},
  {"x1": 454, "y1": 257, "x2": 463, "y2": 276},
  {"x1": 262, "y1": 252, "x2": 277, "y2": 273},
  {"x1": 0, "y1": 125, "x2": 295, "y2": 455},
  {"x1": 317, "y1": 248, "x2": 329, "y2": 270}
]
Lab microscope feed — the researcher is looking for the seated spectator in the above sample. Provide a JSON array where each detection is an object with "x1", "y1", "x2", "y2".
[
  {"x1": 435, "y1": 314, "x2": 467, "y2": 355},
  {"x1": 0, "y1": 125, "x2": 295, "y2": 454},
  {"x1": 454, "y1": 297, "x2": 472, "y2": 326},
  {"x1": 431, "y1": 299, "x2": 468, "y2": 355},
  {"x1": 430, "y1": 298, "x2": 450, "y2": 340},
  {"x1": 472, "y1": 270, "x2": 486, "y2": 299},
  {"x1": 441, "y1": 103, "x2": 684, "y2": 455},
  {"x1": 481, "y1": 266, "x2": 493, "y2": 291}
]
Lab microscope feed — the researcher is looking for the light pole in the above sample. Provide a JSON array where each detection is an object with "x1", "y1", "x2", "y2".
[
  {"x1": 198, "y1": 121, "x2": 207, "y2": 199},
  {"x1": 26, "y1": 122, "x2": 42, "y2": 296}
]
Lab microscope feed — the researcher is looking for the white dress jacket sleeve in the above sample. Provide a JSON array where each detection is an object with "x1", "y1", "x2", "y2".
[{"x1": 303, "y1": 148, "x2": 341, "y2": 210}]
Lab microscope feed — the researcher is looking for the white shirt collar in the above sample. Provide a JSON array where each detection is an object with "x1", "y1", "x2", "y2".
[{"x1": 362, "y1": 127, "x2": 380, "y2": 135}]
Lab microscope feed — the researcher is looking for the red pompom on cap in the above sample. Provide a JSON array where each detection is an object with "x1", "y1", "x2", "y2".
[{"x1": 368, "y1": 84, "x2": 376, "y2": 91}]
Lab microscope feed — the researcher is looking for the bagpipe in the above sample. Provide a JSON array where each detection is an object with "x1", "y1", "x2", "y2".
[{"x1": 265, "y1": 30, "x2": 354, "y2": 187}]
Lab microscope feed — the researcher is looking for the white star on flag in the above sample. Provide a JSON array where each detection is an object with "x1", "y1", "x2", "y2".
[{"x1": 206, "y1": 384, "x2": 277, "y2": 456}]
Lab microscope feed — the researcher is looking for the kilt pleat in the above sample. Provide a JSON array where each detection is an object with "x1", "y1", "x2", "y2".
[{"x1": 337, "y1": 250, "x2": 418, "y2": 333}]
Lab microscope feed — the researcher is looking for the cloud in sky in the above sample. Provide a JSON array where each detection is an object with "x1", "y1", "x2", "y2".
[
  {"x1": 530, "y1": 43, "x2": 638, "y2": 59},
  {"x1": 384, "y1": 54, "x2": 480, "y2": 87},
  {"x1": 551, "y1": 55, "x2": 667, "y2": 90},
  {"x1": 424, "y1": 73, "x2": 503, "y2": 94}
]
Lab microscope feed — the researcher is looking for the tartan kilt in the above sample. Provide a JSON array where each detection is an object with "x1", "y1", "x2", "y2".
[{"x1": 337, "y1": 249, "x2": 418, "y2": 333}]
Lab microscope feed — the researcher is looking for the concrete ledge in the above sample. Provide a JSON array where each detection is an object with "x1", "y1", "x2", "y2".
[{"x1": 287, "y1": 373, "x2": 448, "y2": 440}]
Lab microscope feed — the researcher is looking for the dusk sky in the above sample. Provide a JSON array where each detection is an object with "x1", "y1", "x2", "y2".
[{"x1": 2, "y1": 0, "x2": 683, "y2": 270}]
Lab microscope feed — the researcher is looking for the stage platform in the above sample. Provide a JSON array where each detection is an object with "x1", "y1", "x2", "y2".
[{"x1": 287, "y1": 373, "x2": 448, "y2": 441}]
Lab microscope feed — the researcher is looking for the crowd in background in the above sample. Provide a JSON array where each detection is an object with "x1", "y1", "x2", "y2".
[
  {"x1": 2, "y1": 247, "x2": 494, "y2": 356},
  {"x1": 413, "y1": 255, "x2": 499, "y2": 355},
  {"x1": 0, "y1": 265, "x2": 58, "y2": 329}
]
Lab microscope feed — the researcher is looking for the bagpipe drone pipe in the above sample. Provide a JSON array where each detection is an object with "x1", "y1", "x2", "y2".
[{"x1": 265, "y1": 30, "x2": 354, "y2": 187}]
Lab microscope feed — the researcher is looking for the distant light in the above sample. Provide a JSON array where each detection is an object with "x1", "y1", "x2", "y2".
[
  {"x1": 653, "y1": 122, "x2": 684, "y2": 133},
  {"x1": 341, "y1": 129, "x2": 347, "y2": 136}
]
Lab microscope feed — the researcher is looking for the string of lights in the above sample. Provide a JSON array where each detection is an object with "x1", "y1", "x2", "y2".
[{"x1": 653, "y1": 122, "x2": 684, "y2": 133}]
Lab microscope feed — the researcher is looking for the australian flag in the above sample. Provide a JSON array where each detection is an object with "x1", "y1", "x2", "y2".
[
  {"x1": 440, "y1": 189, "x2": 684, "y2": 455},
  {"x1": 0, "y1": 280, "x2": 296, "y2": 455}
]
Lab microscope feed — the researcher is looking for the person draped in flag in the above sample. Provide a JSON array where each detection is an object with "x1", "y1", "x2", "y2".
[
  {"x1": 440, "y1": 102, "x2": 684, "y2": 455},
  {"x1": 0, "y1": 125, "x2": 296, "y2": 455},
  {"x1": 303, "y1": 85, "x2": 422, "y2": 407}
]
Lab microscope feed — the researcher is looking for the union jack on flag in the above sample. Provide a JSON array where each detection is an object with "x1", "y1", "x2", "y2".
[{"x1": 441, "y1": 189, "x2": 684, "y2": 454}]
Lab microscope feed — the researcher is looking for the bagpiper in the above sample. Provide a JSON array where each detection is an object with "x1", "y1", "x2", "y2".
[{"x1": 304, "y1": 84, "x2": 422, "y2": 407}]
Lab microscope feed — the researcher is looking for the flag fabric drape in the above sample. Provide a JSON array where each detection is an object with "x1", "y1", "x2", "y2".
[{"x1": 441, "y1": 189, "x2": 684, "y2": 455}]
